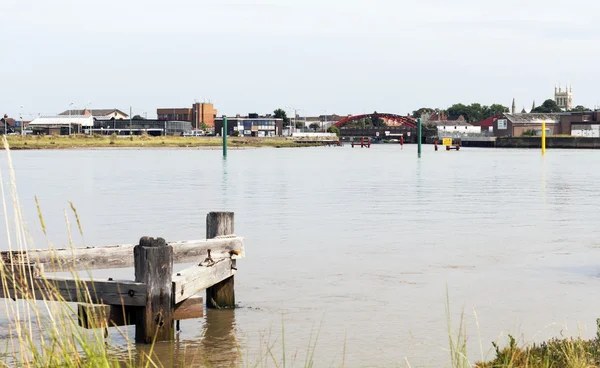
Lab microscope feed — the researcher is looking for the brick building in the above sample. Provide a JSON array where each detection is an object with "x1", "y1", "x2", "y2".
[
  {"x1": 157, "y1": 103, "x2": 217, "y2": 129},
  {"x1": 493, "y1": 113, "x2": 561, "y2": 137},
  {"x1": 560, "y1": 111, "x2": 600, "y2": 137}
]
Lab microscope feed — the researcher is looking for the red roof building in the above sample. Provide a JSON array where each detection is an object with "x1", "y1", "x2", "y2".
[{"x1": 470, "y1": 115, "x2": 501, "y2": 132}]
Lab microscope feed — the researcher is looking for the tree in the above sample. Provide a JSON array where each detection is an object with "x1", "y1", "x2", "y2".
[
  {"x1": 412, "y1": 107, "x2": 433, "y2": 118},
  {"x1": 447, "y1": 103, "x2": 471, "y2": 121},
  {"x1": 488, "y1": 104, "x2": 509, "y2": 116},
  {"x1": 309, "y1": 122, "x2": 320, "y2": 132},
  {"x1": 132, "y1": 115, "x2": 145, "y2": 120},
  {"x1": 570, "y1": 105, "x2": 591, "y2": 112},
  {"x1": 295, "y1": 121, "x2": 304, "y2": 129},
  {"x1": 371, "y1": 111, "x2": 385, "y2": 127},
  {"x1": 469, "y1": 103, "x2": 484, "y2": 122},
  {"x1": 327, "y1": 126, "x2": 340, "y2": 136},
  {"x1": 273, "y1": 109, "x2": 290, "y2": 125},
  {"x1": 532, "y1": 99, "x2": 562, "y2": 113},
  {"x1": 446, "y1": 103, "x2": 508, "y2": 122}
]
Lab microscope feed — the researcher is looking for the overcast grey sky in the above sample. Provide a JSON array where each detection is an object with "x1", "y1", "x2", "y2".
[{"x1": 1, "y1": 0, "x2": 599, "y2": 119}]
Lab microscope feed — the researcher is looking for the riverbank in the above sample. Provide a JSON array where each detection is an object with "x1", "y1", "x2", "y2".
[
  {"x1": 4, "y1": 135, "x2": 325, "y2": 150},
  {"x1": 460, "y1": 136, "x2": 600, "y2": 148},
  {"x1": 475, "y1": 334, "x2": 600, "y2": 367}
]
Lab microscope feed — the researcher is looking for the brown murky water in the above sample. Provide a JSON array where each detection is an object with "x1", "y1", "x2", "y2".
[{"x1": 2, "y1": 145, "x2": 600, "y2": 367}]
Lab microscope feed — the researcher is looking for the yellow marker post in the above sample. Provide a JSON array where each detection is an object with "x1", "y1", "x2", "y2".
[{"x1": 541, "y1": 120, "x2": 546, "y2": 156}]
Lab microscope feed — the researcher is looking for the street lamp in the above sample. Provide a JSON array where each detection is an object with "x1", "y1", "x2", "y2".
[
  {"x1": 85, "y1": 101, "x2": 92, "y2": 135},
  {"x1": 19, "y1": 105, "x2": 24, "y2": 135},
  {"x1": 68, "y1": 102, "x2": 74, "y2": 135}
]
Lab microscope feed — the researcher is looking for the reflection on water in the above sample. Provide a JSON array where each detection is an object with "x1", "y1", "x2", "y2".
[
  {"x1": 2, "y1": 146, "x2": 600, "y2": 366},
  {"x1": 138, "y1": 310, "x2": 239, "y2": 368}
]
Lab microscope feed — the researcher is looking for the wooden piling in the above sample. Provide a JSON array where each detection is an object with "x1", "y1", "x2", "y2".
[
  {"x1": 134, "y1": 236, "x2": 174, "y2": 343},
  {"x1": 206, "y1": 212, "x2": 235, "y2": 308}
]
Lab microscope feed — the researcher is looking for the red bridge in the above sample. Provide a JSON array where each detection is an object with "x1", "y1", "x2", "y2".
[{"x1": 333, "y1": 113, "x2": 417, "y2": 128}]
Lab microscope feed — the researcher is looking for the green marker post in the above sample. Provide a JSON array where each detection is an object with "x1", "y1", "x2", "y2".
[
  {"x1": 417, "y1": 118, "x2": 422, "y2": 158},
  {"x1": 222, "y1": 116, "x2": 228, "y2": 158}
]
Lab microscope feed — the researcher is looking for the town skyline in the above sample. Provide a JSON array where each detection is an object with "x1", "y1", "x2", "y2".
[
  {"x1": 2, "y1": 0, "x2": 600, "y2": 118},
  {"x1": 2, "y1": 85, "x2": 592, "y2": 123}
]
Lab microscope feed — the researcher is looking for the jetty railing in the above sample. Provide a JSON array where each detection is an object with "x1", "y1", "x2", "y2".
[{"x1": 0, "y1": 211, "x2": 243, "y2": 343}]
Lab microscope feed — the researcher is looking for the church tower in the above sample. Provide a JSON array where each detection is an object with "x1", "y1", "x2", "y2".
[
  {"x1": 511, "y1": 98, "x2": 516, "y2": 114},
  {"x1": 554, "y1": 85, "x2": 573, "y2": 110}
]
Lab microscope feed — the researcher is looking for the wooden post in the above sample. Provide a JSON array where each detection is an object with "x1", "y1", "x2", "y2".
[
  {"x1": 134, "y1": 236, "x2": 174, "y2": 343},
  {"x1": 206, "y1": 212, "x2": 235, "y2": 308}
]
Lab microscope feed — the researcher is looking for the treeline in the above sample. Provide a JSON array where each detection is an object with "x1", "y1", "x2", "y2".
[
  {"x1": 412, "y1": 103, "x2": 508, "y2": 123},
  {"x1": 414, "y1": 100, "x2": 596, "y2": 122}
]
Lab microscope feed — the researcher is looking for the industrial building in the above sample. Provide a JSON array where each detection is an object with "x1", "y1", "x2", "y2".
[
  {"x1": 29, "y1": 115, "x2": 94, "y2": 135},
  {"x1": 492, "y1": 113, "x2": 561, "y2": 137},
  {"x1": 90, "y1": 118, "x2": 192, "y2": 136},
  {"x1": 157, "y1": 103, "x2": 217, "y2": 129},
  {"x1": 214, "y1": 114, "x2": 284, "y2": 136},
  {"x1": 29, "y1": 115, "x2": 191, "y2": 136}
]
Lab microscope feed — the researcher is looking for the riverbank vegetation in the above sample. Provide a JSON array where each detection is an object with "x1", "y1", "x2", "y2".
[
  {"x1": 4, "y1": 134, "x2": 322, "y2": 150},
  {"x1": 446, "y1": 293, "x2": 600, "y2": 368}
]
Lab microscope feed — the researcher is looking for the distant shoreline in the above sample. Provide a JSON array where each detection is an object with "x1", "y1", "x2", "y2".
[{"x1": 4, "y1": 135, "x2": 324, "y2": 150}]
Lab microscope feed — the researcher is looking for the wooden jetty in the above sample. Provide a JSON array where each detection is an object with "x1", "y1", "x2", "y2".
[{"x1": 0, "y1": 211, "x2": 243, "y2": 344}]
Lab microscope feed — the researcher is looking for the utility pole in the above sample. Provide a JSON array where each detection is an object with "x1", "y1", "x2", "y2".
[
  {"x1": 130, "y1": 106, "x2": 133, "y2": 137},
  {"x1": 68, "y1": 102, "x2": 74, "y2": 135},
  {"x1": 417, "y1": 118, "x2": 422, "y2": 158},
  {"x1": 222, "y1": 116, "x2": 228, "y2": 158},
  {"x1": 19, "y1": 105, "x2": 24, "y2": 135}
]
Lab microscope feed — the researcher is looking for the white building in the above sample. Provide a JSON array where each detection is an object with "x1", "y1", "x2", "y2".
[
  {"x1": 29, "y1": 115, "x2": 94, "y2": 134},
  {"x1": 436, "y1": 122, "x2": 481, "y2": 137}
]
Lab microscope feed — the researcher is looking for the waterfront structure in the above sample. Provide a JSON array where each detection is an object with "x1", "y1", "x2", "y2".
[
  {"x1": 559, "y1": 111, "x2": 600, "y2": 137},
  {"x1": 436, "y1": 121, "x2": 481, "y2": 137},
  {"x1": 59, "y1": 108, "x2": 129, "y2": 119},
  {"x1": 29, "y1": 115, "x2": 94, "y2": 135},
  {"x1": 555, "y1": 86, "x2": 573, "y2": 111},
  {"x1": 91, "y1": 118, "x2": 192, "y2": 136},
  {"x1": 493, "y1": 113, "x2": 561, "y2": 137},
  {"x1": 157, "y1": 103, "x2": 217, "y2": 129},
  {"x1": 214, "y1": 115, "x2": 284, "y2": 136}
]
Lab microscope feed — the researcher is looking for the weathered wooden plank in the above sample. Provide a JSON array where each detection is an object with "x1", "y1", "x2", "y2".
[
  {"x1": 0, "y1": 237, "x2": 244, "y2": 272},
  {"x1": 206, "y1": 212, "x2": 236, "y2": 308},
  {"x1": 0, "y1": 275, "x2": 146, "y2": 306},
  {"x1": 134, "y1": 236, "x2": 174, "y2": 343},
  {"x1": 172, "y1": 258, "x2": 235, "y2": 305},
  {"x1": 78, "y1": 296, "x2": 204, "y2": 329}
]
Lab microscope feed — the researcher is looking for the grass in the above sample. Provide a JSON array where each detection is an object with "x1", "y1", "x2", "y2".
[
  {"x1": 0, "y1": 135, "x2": 159, "y2": 367},
  {"x1": 445, "y1": 284, "x2": 600, "y2": 368},
  {"x1": 475, "y1": 332, "x2": 600, "y2": 367},
  {"x1": 4, "y1": 134, "x2": 324, "y2": 150}
]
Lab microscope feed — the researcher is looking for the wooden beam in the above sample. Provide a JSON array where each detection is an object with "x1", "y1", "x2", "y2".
[
  {"x1": 134, "y1": 236, "x2": 174, "y2": 343},
  {"x1": 78, "y1": 296, "x2": 204, "y2": 329},
  {"x1": 0, "y1": 274, "x2": 147, "y2": 306},
  {"x1": 172, "y1": 258, "x2": 235, "y2": 304},
  {"x1": 206, "y1": 212, "x2": 236, "y2": 309},
  {"x1": 0, "y1": 237, "x2": 244, "y2": 272}
]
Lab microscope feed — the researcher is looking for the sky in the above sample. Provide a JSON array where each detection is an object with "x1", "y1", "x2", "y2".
[{"x1": 1, "y1": 0, "x2": 599, "y2": 120}]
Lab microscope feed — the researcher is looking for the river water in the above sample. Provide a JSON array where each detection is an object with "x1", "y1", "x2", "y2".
[{"x1": 1, "y1": 145, "x2": 600, "y2": 367}]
